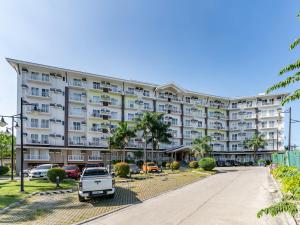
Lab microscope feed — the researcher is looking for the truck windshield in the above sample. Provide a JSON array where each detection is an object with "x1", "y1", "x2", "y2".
[{"x1": 84, "y1": 169, "x2": 108, "y2": 176}]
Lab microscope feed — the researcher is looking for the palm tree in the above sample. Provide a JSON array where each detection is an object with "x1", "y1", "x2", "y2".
[
  {"x1": 191, "y1": 136, "x2": 212, "y2": 158},
  {"x1": 136, "y1": 112, "x2": 172, "y2": 161},
  {"x1": 244, "y1": 134, "x2": 267, "y2": 162},
  {"x1": 266, "y1": 12, "x2": 300, "y2": 105},
  {"x1": 111, "y1": 122, "x2": 136, "y2": 162}
]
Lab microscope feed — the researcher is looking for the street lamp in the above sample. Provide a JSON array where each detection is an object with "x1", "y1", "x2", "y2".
[{"x1": 143, "y1": 128, "x2": 150, "y2": 174}]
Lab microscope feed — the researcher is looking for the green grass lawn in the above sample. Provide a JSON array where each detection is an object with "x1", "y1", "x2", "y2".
[{"x1": 0, "y1": 179, "x2": 76, "y2": 209}]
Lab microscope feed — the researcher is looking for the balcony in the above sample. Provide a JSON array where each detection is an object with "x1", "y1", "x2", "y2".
[
  {"x1": 27, "y1": 93, "x2": 51, "y2": 100},
  {"x1": 69, "y1": 127, "x2": 85, "y2": 132},
  {"x1": 27, "y1": 75, "x2": 51, "y2": 85},
  {"x1": 89, "y1": 142, "x2": 108, "y2": 147},
  {"x1": 27, "y1": 139, "x2": 50, "y2": 145},
  {"x1": 207, "y1": 125, "x2": 228, "y2": 130},
  {"x1": 69, "y1": 112, "x2": 85, "y2": 118},
  {"x1": 24, "y1": 154, "x2": 50, "y2": 161},
  {"x1": 68, "y1": 80, "x2": 86, "y2": 89},
  {"x1": 258, "y1": 113, "x2": 277, "y2": 119},
  {"x1": 68, "y1": 141, "x2": 86, "y2": 146},
  {"x1": 69, "y1": 97, "x2": 85, "y2": 104},
  {"x1": 68, "y1": 155, "x2": 84, "y2": 161},
  {"x1": 88, "y1": 156, "x2": 102, "y2": 161}
]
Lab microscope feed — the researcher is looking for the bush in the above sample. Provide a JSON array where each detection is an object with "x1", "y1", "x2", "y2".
[
  {"x1": 199, "y1": 157, "x2": 216, "y2": 171},
  {"x1": 112, "y1": 160, "x2": 121, "y2": 165},
  {"x1": 165, "y1": 162, "x2": 171, "y2": 169},
  {"x1": 47, "y1": 168, "x2": 66, "y2": 183},
  {"x1": 170, "y1": 161, "x2": 180, "y2": 170},
  {"x1": 281, "y1": 173, "x2": 300, "y2": 194},
  {"x1": 161, "y1": 161, "x2": 167, "y2": 167},
  {"x1": 189, "y1": 161, "x2": 199, "y2": 169},
  {"x1": 0, "y1": 166, "x2": 9, "y2": 175},
  {"x1": 125, "y1": 159, "x2": 135, "y2": 164},
  {"x1": 271, "y1": 166, "x2": 298, "y2": 180},
  {"x1": 114, "y1": 162, "x2": 130, "y2": 178}
]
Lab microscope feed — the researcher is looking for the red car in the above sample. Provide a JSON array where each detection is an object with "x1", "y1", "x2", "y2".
[{"x1": 63, "y1": 165, "x2": 81, "y2": 179}]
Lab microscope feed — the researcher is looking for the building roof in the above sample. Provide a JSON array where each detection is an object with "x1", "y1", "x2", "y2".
[{"x1": 6, "y1": 58, "x2": 289, "y2": 101}]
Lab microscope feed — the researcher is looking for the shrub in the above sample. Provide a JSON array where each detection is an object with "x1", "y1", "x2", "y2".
[
  {"x1": 114, "y1": 162, "x2": 130, "y2": 178},
  {"x1": 112, "y1": 160, "x2": 121, "y2": 165},
  {"x1": 0, "y1": 166, "x2": 9, "y2": 175},
  {"x1": 170, "y1": 161, "x2": 180, "y2": 170},
  {"x1": 125, "y1": 159, "x2": 135, "y2": 164},
  {"x1": 165, "y1": 162, "x2": 171, "y2": 169},
  {"x1": 161, "y1": 161, "x2": 167, "y2": 167},
  {"x1": 199, "y1": 157, "x2": 216, "y2": 171},
  {"x1": 281, "y1": 172, "x2": 300, "y2": 194},
  {"x1": 271, "y1": 166, "x2": 298, "y2": 180},
  {"x1": 189, "y1": 161, "x2": 199, "y2": 169},
  {"x1": 47, "y1": 168, "x2": 66, "y2": 183}
]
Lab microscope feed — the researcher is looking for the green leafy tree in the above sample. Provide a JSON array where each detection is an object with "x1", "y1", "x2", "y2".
[
  {"x1": 136, "y1": 112, "x2": 172, "y2": 161},
  {"x1": 111, "y1": 122, "x2": 136, "y2": 162},
  {"x1": 244, "y1": 134, "x2": 266, "y2": 162},
  {"x1": 191, "y1": 136, "x2": 212, "y2": 158},
  {"x1": 267, "y1": 12, "x2": 300, "y2": 105},
  {"x1": 0, "y1": 132, "x2": 13, "y2": 166}
]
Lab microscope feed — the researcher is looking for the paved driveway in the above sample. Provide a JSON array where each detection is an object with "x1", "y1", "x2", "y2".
[{"x1": 84, "y1": 167, "x2": 287, "y2": 225}]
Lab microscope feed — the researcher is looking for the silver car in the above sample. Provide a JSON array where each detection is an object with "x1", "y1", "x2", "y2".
[
  {"x1": 129, "y1": 164, "x2": 141, "y2": 174},
  {"x1": 28, "y1": 164, "x2": 59, "y2": 180}
]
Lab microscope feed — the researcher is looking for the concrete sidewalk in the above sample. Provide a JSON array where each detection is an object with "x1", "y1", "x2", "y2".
[{"x1": 84, "y1": 167, "x2": 288, "y2": 225}]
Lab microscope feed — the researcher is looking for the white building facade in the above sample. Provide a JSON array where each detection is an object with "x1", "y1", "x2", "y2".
[{"x1": 7, "y1": 58, "x2": 287, "y2": 172}]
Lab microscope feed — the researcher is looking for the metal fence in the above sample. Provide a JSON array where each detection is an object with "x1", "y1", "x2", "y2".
[{"x1": 272, "y1": 151, "x2": 300, "y2": 169}]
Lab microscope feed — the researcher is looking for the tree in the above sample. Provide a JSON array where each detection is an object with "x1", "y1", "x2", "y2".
[
  {"x1": 136, "y1": 112, "x2": 172, "y2": 161},
  {"x1": 244, "y1": 134, "x2": 266, "y2": 162},
  {"x1": 0, "y1": 132, "x2": 12, "y2": 166},
  {"x1": 111, "y1": 122, "x2": 136, "y2": 162},
  {"x1": 266, "y1": 12, "x2": 300, "y2": 105},
  {"x1": 191, "y1": 136, "x2": 212, "y2": 158}
]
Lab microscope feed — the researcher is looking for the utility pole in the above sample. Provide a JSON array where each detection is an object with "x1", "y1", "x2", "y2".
[{"x1": 288, "y1": 107, "x2": 291, "y2": 151}]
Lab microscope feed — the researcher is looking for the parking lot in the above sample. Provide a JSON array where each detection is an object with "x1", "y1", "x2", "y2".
[{"x1": 0, "y1": 170, "x2": 207, "y2": 225}]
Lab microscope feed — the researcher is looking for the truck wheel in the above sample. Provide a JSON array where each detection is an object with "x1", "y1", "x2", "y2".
[
  {"x1": 108, "y1": 193, "x2": 115, "y2": 199},
  {"x1": 78, "y1": 194, "x2": 86, "y2": 202}
]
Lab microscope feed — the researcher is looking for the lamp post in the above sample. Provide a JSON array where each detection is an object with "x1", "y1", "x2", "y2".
[{"x1": 143, "y1": 128, "x2": 150, "y2": 174}]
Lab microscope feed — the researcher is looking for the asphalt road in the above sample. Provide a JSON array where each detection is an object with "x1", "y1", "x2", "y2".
[{"x1": 84, "y1": 167, "x2": 289, "y2": 225}]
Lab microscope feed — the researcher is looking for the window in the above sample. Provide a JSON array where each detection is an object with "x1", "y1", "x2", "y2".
[
  {"x1": 73, "y1": 79, "x2": 82, "y2": 86},
  {"x1": 41, "y1": 119, "x2": 49, "y2": 128},
  {"x1": 246, "y1": 111, "x2": 253, "y2": 118},
  {"x1": 92, "y1": 96, "x2": 100, "y2": 103},
  {"x1": 185, "y1": 97, "x2": 191, "y2": 103},
  {"x1": 72, "y1": 136, "x2": 81, "y2": 144},
  {"x1": 41, "y1": 89, "x2": 49, "y2": 97},
  {"x1": 171, "y1": 118, "x2": 178, "y2": 125},
  {"x1": 93, "y1": 82, "x2": 101, "y2": 89},
  {"x1": 269, "y1": 109, "x2": 275, "y2": 117},
  {"x1": 184, "y1": 130, "x2": 191, "y2": 138},
  {"x1": 261, "y1": 110, "x2": 267, "y2": 117},
  {"x1": 247, "y1": 101, "x2": 252, "y2": 107},
  {"x1": 72, "y1": 107, "x2": 82, "y2": 115},
  {"x1": 72, "y1": 93, "x2": 81, "y2": 101},
  {"x1": 143, "y1": 90, "x2": 150, "y2": 97},
  {"x1": 31, "y1": 87, "x2": 39, "y2": 96},
  {"x1": 232, "y1": 144, "x2": 238, "y2": 151},
  {"x1": 127, "y1": 87, "x2": 134, "y2": 94},
  {"x1": 269, "y1": 132, "x2": 275, "y2": 139},
  {"x1": 269, "y1": 121, "x2": 275, "y2": 128},
  {"x1": 232, "y1": 134, "x2": 238, "y2": 141},
  {"x1": 185, "y1": 120, "x2": 191, "y2": 127},
  {"x1": 42, "y1": 73, "x2": 49, "y2": 82},
  {"x1": 261, "y1": 121, "x2": 267, "y2": 128},
  {"x1": 41, "y1": 104, "x2": 49, "y2": 113},
  {"x1": 31, "y1": 72, "x2": 39, "y2": 80},
  {"x1": 111, "y1": 111, "x2": 118, "y2": 119},
  {"x1": 128, "y1": 101, "x2": 135, "y2": 108},
  {"x1": 232, "y1": 112, "x2": 238, "y2": 119},
  {"x1": 31, "y1": 119, "x2": 38, "y2": 128},
  {"x1": 73, "y1": 122, "x2": 81, "y2": 130},
  {"x1": 128, "y1": 113, "x2": 134, "y2": 121},
  {"x1": 31, "y1": 134, "x2": 39, "y2": 143},
  {"x1": 41, "y1": 135, "x2": 49, "y2": 144},
  {"x1": 197, "y1": 121, "x2": 203, "y2": 128},
  {"x1": 144, "y1": 102, "x2": 150, "y2": 110},
  {"x1": 111, "y1": 98, "x2": 118, "y2": 105},
  {"x1": 185, "y1": 108, "x2": 191, "y2": 115},
  {"x1": 92, "y1": 137, "x2": 100, "y2": 144},
  {"x1": 158, "y1": 105, "x2": 165, "y2": 112},
  {"x1": 232, "y1": 103, "x2": 237, "y2": 109}
]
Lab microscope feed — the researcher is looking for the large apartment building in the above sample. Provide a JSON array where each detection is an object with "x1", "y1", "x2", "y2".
[{"x1": 7, "y1": 58, "x2": 287, "y2": 172}]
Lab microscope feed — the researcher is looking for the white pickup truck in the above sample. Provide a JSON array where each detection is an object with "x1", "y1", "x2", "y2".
[{"x1": 78, "y1": 167, "x2": 115, "y2": 202}]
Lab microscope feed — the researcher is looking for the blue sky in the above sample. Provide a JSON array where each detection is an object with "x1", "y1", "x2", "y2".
[{"x1": 0, "y1": 0, "x2": 299, "y2": 146}]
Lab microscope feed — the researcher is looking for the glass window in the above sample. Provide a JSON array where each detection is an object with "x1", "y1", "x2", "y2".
[
  {"x1": 31, "y1": 72, "x2": 39, "y2": 80},
  {"x1": 41, "y1": 135, "x2": 49, "y2": 144},
  {"x1": 93, "y1": 82, "x2": 101, "y2": 89},
  {"x1": 31, "y1": 87, "x2": 39, "y2": 96},
  {"x1": 128, "y1": 113, "x2": 134, "y2": 121},
  {"x1": 42, "y1": 73, "x2": 49, "y2": 82},
  {"x1": 41, "y1": 119, "x2": 49, "y2": 128},
  {"x1": 41, "y1": 104, "x2": 49, "y2": 113},
  {"x1": 31, "y1": 134, "x2": 38, "y2": 143},
  {"x1": 31, "y1": 119, "x2": 38, "y2": 128},
  {"x1": 41, "y1": 89, "x2": 49, "y2": 97},
  {"x1": 83, "y1": 169, "x2": 108, "y2": 176}
]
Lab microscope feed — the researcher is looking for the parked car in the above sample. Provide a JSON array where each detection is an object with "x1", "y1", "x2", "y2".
[
  {"x1": 216, "y1": 160, "x2": 225, "y2": 167},
  {"x1": 78, "y1": 167, "x2": 115, "y2": 202},
  {"x1": 19, "y1": 168, "x2": 32, "y2": 177},
  {"x1": 129, "y1": 163, "x2": 141, "y2": 174},
  {"x1": 28, "y1": 164, "x2": 59, "y2": 180},
  {"x1": 63, "y1": 165, "x2": 81, "y2": 179},
  {"x1": 142, "y1": 162, "x2": 159, "y2": 173}
]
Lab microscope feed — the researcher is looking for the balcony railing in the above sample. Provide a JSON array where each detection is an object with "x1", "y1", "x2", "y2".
[
  {"x1": 88, "y1": 156, "x2": 102, "y2": 161},
  {"x1": 24, "y1": 154, "x2": 50, "y2": 161},
  {"x1": 27, "y1": 139, "x2": 50, "y2": 145},
  {"x1": 68, "y1": 80, "x2": 86, "y2": 88},
  {"x1": 68, "y1": 155, "x2": 84, "y2": 161},
  {"x1": 68, "y1": 141, "x2": 86, "y2": 146}
]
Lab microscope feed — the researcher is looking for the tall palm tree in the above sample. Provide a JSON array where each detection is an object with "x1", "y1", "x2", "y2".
[
  {"x1": 136, "y1": 112, "x2": 172, "y2": 161},
  {"x1": 191, "y1": 136, "x2": 212, "y2": 158},
  {"x1": 244, "y1": 134, "x2": 266, "y2": 162},
  {"x1": 111, "y1": 122, "x2": 136, "y2": 162},
  {"x1": 266, "y1": 12, "x2": 300, "y2": 105}
]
